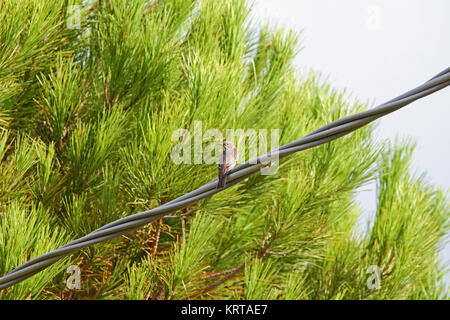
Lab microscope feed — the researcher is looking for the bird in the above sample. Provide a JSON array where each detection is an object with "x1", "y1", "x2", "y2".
[{"x1": 217, "y1": 141, "x2": 238, "y2": 190}]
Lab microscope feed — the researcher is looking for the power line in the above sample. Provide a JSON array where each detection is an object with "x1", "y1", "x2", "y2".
[{"x1": 0, "y1": 67, "x2": 449, "y2": 290}]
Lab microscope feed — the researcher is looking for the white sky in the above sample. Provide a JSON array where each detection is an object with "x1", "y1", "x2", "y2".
[{"x1": 252, "y1": 0, "x2": 450, "y2": 288}]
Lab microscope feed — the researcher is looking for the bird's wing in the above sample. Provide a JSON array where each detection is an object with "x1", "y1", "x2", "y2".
[
  {"x1": 218, "y1": 149, "x2": 228, "y2": 177},
  {"x1": 218, "y1": 161, "x2": 227, "y2": 178},
  {"x1": 217, "y1": 150, "x2": 228, "y2": 189}
]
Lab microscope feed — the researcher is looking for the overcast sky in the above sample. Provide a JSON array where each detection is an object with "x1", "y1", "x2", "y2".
[{"x1": 252, "y1": 0, "x2": 450, "y2": 287}]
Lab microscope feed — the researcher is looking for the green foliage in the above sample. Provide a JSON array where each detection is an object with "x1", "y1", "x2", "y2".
[
  {"x1": 0, "y1": 0, "x2": 447, "y2": 300},
  {"x1": 0, "y1": 200, "x2": 69, "y2": 300}
]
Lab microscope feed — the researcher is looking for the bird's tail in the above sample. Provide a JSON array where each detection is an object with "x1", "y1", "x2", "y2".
[{"x1": 217, "y1": 175, "x2": 227, "y2": 190}]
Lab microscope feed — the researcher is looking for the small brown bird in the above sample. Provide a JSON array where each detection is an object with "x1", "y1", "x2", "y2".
[{"x1": 217, "y1": 141, "x2": 238, "y2": 190}]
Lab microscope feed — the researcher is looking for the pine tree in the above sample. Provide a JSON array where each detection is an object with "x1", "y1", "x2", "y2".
[{"x1": 0, "y1": 0, "x2": 448, "y2": 300}]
